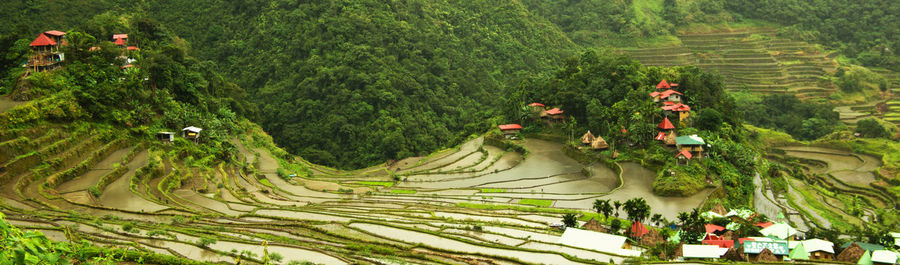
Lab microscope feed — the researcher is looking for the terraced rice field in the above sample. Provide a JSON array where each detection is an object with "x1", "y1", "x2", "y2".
[
  {"x1": 623, "y1": 28, "x2": 840, "y2": 100},
  {"x1": 1, "y1": 116, "x2": 719, "y2": 264},
  {"x1": 772, "y1": 146, "x2": 895, "y2": 231}
]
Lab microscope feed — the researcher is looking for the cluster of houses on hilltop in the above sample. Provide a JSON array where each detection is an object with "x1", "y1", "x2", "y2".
[
  {"x1": 497, "y1": 102, "x2": 566, "y2": 139},
  {"x1": 559, "y1": 204, "x2": 900, "y2": 263},
  {"x1": 25, "y1": 30, "x2": 140, "y2": 73},
  {"x1": 649, "y1": 79, "x2": 707, "y2": 163}
]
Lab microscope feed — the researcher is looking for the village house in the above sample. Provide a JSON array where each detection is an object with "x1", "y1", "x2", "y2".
[
  {"x1": 558, "y1": 228, "x2": 642, "y2": 257},
  {"x1": 655, "y1": 117, "x2": 677, "y2": 145},
  {"x1": 27, "y1": 31, "x2": 66, "y2": 72},
  {"x1": 498, "y1": 124, "x2": 522, "y2": 139},
  {"x1": 182, "y1": 126, "x2": 203, "y2": 141},
  {"x1": 656, "y1": 79, "x2": 678, "y2": 90},
  {"x1": 801, "y1": 238, "x2": 835, "y2": 261},
  {"x1": 675, "y1": 135, "x2": 705, "y2": 158},
  {"x1": 540, "y1": 108, "x2": 565, "y2": 125},
  {"x1": 661, "y1": 102, "x2": 691, "y2": 122}
]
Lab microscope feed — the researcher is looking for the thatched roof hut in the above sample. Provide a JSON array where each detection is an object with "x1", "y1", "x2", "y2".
[
  {"x1": 582, "y1": 218, "x2": 606, "y2": 232},
  {"x1": 754, "y1": 248, "x2": 779, "y2": 262},
  {"x1": 711, "y1": 204, "x2": 728, "y2": 216},
  {"x1": 640, "y1": 228, "x2": 664, "y2": 246},
  {"x1": 591, "y1": 136, "x2": 609, "y2": 150},
  {"x1": 723, "y1": 246, "x2": 745, "y2": 261},
  {"x1": 664, "y1": 131, "x2": 677, "y2": 145},
  {"x1": 581, "y1": 131, "x2": 596, "y2": 145},
  {"x1": 837, "y1": 243, "x2": 866, "y2": 263}
]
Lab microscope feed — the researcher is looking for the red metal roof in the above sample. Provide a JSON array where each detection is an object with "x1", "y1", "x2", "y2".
[
  {"x1": 30, "y1": 33, "x2": 57, "y2": 47},
  {"x1": 649, "y1": 91, "x2": 660, "y2": 97},
  {"x1": 127, "y1": 46, "x2": 139, "y2": 50},
  {"x1": 702, "y1": 239, "x2": 735, "y2": 248},
  {"x1": 630, "y1": 222, "x2": 650, "y2": 238},
  {"x1": 663, "y1": 101, "x2": 675, "y2": 105},
  {"x1": 670, "y1": 83, "x2": 679, "y2": 87},
  {"x1": 704, "y1": 224, "x2": 726, "y2": 234},
  {"x1": 658, "y1": 117, "x2": 675, "y2": 130},
  {"x1": 655, "y1": 132, "x2": 666, "y2": 141},
  {"x1": 621, "y1": 127, "x2": 627, "y2": 134},
  {"x1": 661, "y1": 103, "x2": 691, "y2": 112},
  {"x1": 113, "y1": 34, "x2": 128, "y2": 39},
  {"x1": 44, "y1": 30, "x2": 66, "y2": 36},
  {"x1": 656, "y1": 80, "x2": 671, "y2": 89},
  {"x1": 676, "y1": 150, "x2": 693, "y2": 159},
  {"x1": 528, "y1": 102, "x2": 545, "y2": 107},
  {"x1": 545, "y1": 108, "x2": 563, "y2": 115},
  {"x1": 658, "y1": 89, "x2": 682, "y2": 99},
  {"x1": 115, "y1": 38, "x2": 126, "y2": 45},
  {"x1": 738, "y1": 238, "x2": 756, "y2": 245},
  {"x1": 498, "y1": 124, "x2": 523, "y2": 130},
  {"x1": 755, "y1": 222, "x2": 774, "y2": 228},
  {"x1": 121, "y1": 64, "x2": 133, "y2": 69}
]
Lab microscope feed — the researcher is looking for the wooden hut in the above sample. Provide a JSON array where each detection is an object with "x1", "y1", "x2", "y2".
[
  {"x1": 676, "y1": 150, "x2": 692, "y2": 164},
  {"x1": 541, "y1": 108, "x2": 565, "y2": 125},
  {"x1": 661, "y1": 102, "x2": 691, "y2": 122},
  {"x1": 27, "y1": 31, "x2": 66, "y2": 72},
  {"x1": 752, "y1": 248, "x2": 780, "y2": 262},
  {"x1": 581, "y1": 131, "x2": 596, "y2": 145},
  {"x1": 723, "y1": 246, "x2": 745, "y2": 261},
  {"x1": 591, "y1": 136, "x2": 609, "y2": 150},
  {"x1": 837, "y1": 243, "x2": 868, "y2": 263},
  {"x1": 582, "y1": 218, "x2": 606, "y2": 232},
  {"x1": 156, "y1": 132, "x2": 174, "y2": 142},
  {"x1": 675, "y1": 135, "x2": 705, "y2": 158},
  {"x1": 182, "y1": 126, "x2": 202, "y2": 141},
  {"x1": 803, "y1": 239, "x2": 835, "y2": 261},
  {"x1": 498, "y1": 124, "x2": 523, "y2": 139}
]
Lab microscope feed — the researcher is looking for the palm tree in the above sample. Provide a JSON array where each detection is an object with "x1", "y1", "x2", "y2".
[
  {"x1": 593, "y1": 199, "x2": 613, "y2": 221},
  {"x1": 562, "y1": 213, "x2": 578, "y2": 228},
  {"x1": 651, "y1": 214, "x2": 663, "y2": 227},
  {"x1": 613, "y1": 200, "x2": 622, "y2": 218}
]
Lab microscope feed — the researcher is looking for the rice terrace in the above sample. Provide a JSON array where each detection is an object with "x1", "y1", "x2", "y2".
[{"x1": 1, "y1": 0, "x2": 900, "y2": 264}]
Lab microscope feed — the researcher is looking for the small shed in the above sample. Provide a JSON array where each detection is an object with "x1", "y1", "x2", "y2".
[
  {"x1": 498, "y1": 124, "x2": 523, "y2": 139},
  {"x1": 182, "y1": 126, "x2": 203, "y2": 140},
  {"x1": 156, "y1": 132, "x2": 174, "y2": 142},
  {"x1": 676, "y1": 150, "x2": 692, "y2": 164},
  {"x1": 580, "y1": 131, "x2": 596, "y2": 145}
]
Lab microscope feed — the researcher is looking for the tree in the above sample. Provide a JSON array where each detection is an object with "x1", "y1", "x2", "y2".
[
  {"x1": 613, "y1": 200, "x2": 622, "y2": 218},
  {"x1": 593, "y1": 199, "x2": 613, "y2": 220},
  {"x1": 562, "y1": 213, "x2": 578, "y2": 228},
  {"x1": 651, "y1": 214, "x2": 663, "y2": 227},
  {"x1": 623, "y1": 198, "x2": 651, "y2": 224},
  {"x1": 609, "y1": 219, "x2": 622, "y2": 235},
  {"x1": 696, "y1": 108, "x2": 723, "y2": 132},
  {"x1": 855, "y1": 119, "x2": 889, "y2": 138}
]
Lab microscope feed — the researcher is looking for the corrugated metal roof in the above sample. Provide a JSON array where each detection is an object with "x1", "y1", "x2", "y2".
[
  {"x1": 558, "y1": 228, "x2": 641, "y2": 257},
  {"x1": 183, "y1": 126, "x2": 203, "y2": 132},
  {"x1": 801, "y1": 239, "x2": 834, "y2": 254},
  {"x1": 871, "y1": 250, "x2": 898, "y2": 264}
]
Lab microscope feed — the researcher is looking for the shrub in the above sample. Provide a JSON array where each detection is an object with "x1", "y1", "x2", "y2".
[
  {"x1": 196, "y1": 237, "x2": 216, "y2": 248},
  {"x1": 88, "y1": 186, "x2": 102, "y2": 198}
]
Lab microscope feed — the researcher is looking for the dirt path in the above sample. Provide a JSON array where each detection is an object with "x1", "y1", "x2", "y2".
[{"x1": 0, "y1": 96, "x2": 25, "y2": 113}]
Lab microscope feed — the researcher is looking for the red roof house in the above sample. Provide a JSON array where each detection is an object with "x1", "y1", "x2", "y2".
[
  {"x1": 658, "y1": 117, "x2": 675, "y2": 130},
  {"x1": 112, "y1": 34, "x2": 128, "y2": 40},
  {"x1": 630, "y1": 222, "x2": 650, "y2": 238},
  {"x1": 545, "y1": 108, "x2": 564, "y2": 115},
  {"x1": 114, "y1": 38, "x2": 126, "y2": 46},
  {"x1": 127, "y1": 46, "x2": 139, "y2": 51},
  {"x1": 649, "y1": 91, "x2": 660, "y2": 97},
  {"x1": 498, "y1": 124, "x2": 523, "y2": 131},
  {"x1": 657, "y1": 80, "x2": 671, "y2": 89},
  {"x1": 30, "y1": 33, "x2": 57, "y2": 47},
  {"x1": 658, "y1": 89, "x2": 683, "y2": 101}
]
